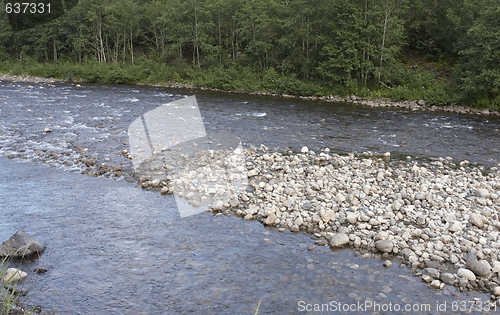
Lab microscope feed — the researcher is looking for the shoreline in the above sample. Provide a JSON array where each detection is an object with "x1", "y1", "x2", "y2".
[
  {"x1": 134, "y1": 144, "x2": 500, "y2": 297},
  {"x1": 2, "y1": 73, "x2": 499, "y2": 117}
]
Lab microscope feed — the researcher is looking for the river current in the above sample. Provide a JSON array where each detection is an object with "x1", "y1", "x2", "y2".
[{"x1": 0, "y1": 81, "x2": 499, "y2": 314}]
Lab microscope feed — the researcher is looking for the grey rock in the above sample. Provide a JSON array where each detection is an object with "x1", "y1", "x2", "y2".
[
  {"x1": 425, "y1": 261, "x2": 441, "y2": 269},
  {"x1": 469, "y1": 213, "x2": 484, "y2": 228},
  {"x1": 476, "y1": 189, "x2": 490, "y2": 199},
  {"x1": 449, "y1": 222, "x2": 462, "y2": 232},
  {"x1": 466, "y1": 260, "x2": 492, "y2": 277},
  {"x1": 330, "y1": 233, "x2": 350, "y2": 248},
  {"x1": 430, "y1": 280, "x2": 442, "y2": 289},
  {"x1": 347, "y1": 213, "x2": 358, "y2": 224},
  {"x1": 212, "y1": 200, "x2": 224, "y2": 211},
  {"x1": 383, "y1": 260, "x2": 393, "y2": 268},
  {"x1": 440, "y1": 273, "x2": 455, "y2": 285},
  {"x1": 375, "y1": 240, "x2": 393, "y2": 253},
  {"x1": 302, "y1": 202, "x2": 312, "y2": 210},
  {"x1": 493, "y1": 286, "x2": 500, "y2": 296},
  {"x1": 283, "y1": 198, "x2": 294, "y2": 208},
  {"x1": 422, "y1": 268, "x2": 440, "y2": 279},
  {"x1": 457, "y1": 268, "x2": 476, "y2": 281},
  {"x1": 0, "y1": 230, "x2": 45, "y2": 258},
  {"x1": 264, "y1": 213, "x2": 277, "y2": 226}
]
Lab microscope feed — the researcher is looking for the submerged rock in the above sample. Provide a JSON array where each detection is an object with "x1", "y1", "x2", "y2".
[{"x1": 0, "y1": 230, "x2": 45, "y2": 259}]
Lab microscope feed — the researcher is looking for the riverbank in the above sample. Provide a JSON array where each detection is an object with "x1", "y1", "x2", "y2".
[
  {"x1": 2, "y1": 68, "x2": 499, "y2": 117},
  {"x1": 134, "y1": 144, "x2": 500, "y2": 299}
]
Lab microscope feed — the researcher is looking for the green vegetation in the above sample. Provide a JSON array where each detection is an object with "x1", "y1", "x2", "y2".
[
  {"x1": 1, "y1": 258, "x2": 23, "y2": 315},
  {"x1": 0, "y1": 0, "x2": 499, "y2": 108}
]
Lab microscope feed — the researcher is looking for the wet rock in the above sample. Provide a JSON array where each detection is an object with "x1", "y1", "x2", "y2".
[
  {"x1": 430, "y1": 280, "x2": 442, "y2": 289},
  {"x1": 457, "y1": 268, "x2": 476, "y2": 281},
  {"x1": 0, "y1": 230, "x2": 45, "y2": 258},
  {"x1": 383, "y1": 260, "x2": 392, "y2": 268},
  {"x1": 84, "y1": 158, "x2": 95, "y2": 167},
  {"x1": 375, "y1": 240, "x2": 393, "y2": 253},
  {"x1": 330, "y1": 233, "x2": 349, "y2": 248},
  {"x1": 1, "y1": 268, "x2": 27, "y2": 283},
  {"x1": 466, "y1": 260, "x2": 491, "y2": 277},
  {"x1": 440, "y1": 273, "x2": 455, "y2": 285},
  {"x1": 422, "y1": 268, "x2": 440, "y2": 279}
]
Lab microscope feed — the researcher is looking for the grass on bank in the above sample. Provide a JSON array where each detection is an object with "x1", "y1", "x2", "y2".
[
  {"x1": 1, "y1": 258, "x2": 22, "y2": 315},
  {"x1": 2, "y1": 57, "x2": 495, "y2": 109}
]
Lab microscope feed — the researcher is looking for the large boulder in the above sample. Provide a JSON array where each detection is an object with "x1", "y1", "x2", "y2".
[{"x1": 0, "y1": 230, "x2": 45, "y2": 259}]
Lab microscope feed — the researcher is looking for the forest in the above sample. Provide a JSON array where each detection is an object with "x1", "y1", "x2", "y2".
[{"x1": 0, "y1": 0, "x2": 499, "y2": 108}]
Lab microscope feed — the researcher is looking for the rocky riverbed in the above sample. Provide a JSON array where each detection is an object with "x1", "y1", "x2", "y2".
[{"x1": 135, "y1": 144, "x2": 500, "y2": 300}]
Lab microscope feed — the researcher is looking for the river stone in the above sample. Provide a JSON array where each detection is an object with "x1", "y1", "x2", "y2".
[
  {"x1": 457, "y1": 268, "x2": 476, "y2": 281},
  {"x1": 375, "y1": 240, "x2": 393, "y2": 253},
  {"x1": 469, "y1": 213, "x2": 484, "y2": 228},
  {"x1": 374, "y1": 231, "x2": 389, "y2": 241},
  {"x1": 476, "y1": 189, "x2": 490, "y2": 199},
  {"x1": 301, "y1": 146, "x2": 309, "y2": 153},
  {"x1": 330, "y1": 233, "x2": 349, "y2": 248},
  {"x1": 422, "y1": 268, "x2": 440, "y2": 279},
  {"x1": 440, "y1": 273, "x2": 455, "y2": 285},
  {"x1": 430, "y1": 280, "x2": 442, "y2": 289},
  {"x1": 492, "y1": 261, "x2": 500, "y2": 273},
  {"x1": 466, "y1": 260, "x2": 491, "y2": 277},
  {"x1": 1, "y1": 268, "x2": 27, "y2": 283},
  {"x1": 493, "y1": 286, "x2": 500, "y2": 296},
  {"x1": 0, "y1": 230, "x2": 45, "y2": 258},
  {"x1": 264, "y1": 213, "x2": 277, "y2": 226},
  {"x1": 346, "y1": 213, "x2": 358, "y2": 224},
  {"x1": 283, "y1": 198, "x2": 294, "y2": 208},
  {"x1": 212, "y1": 200, "x2": 224, "y2": 211},
  {"x1": 449, "y1": 222, "x2": 462, "y2": 232}
]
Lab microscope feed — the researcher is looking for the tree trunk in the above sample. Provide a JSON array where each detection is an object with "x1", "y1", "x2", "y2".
[
  {"x1": 98, "y1": 12, "x2": 106, "y2": 62},
  {"x1": 378, "y1": 0, "x2": 390, "y2": 83},
  {"x1": 53, "y1": 24, "x2": 58, "y2": 61},
  {"x1": 193, "y1": 0, "x2": 200, "y2": 67},
  {"x1": 130, "y1": 27, "x2": 134, "y2": 64}
]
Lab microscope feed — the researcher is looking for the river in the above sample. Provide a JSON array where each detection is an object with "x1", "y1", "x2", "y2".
[{"x1": 0, "y1": 81, "x2": 499, "y2": 314}]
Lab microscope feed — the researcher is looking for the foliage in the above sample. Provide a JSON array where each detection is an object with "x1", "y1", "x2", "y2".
[
  {"x1": 0, "y1": 0, "x2": 498, "y2": 107},
  {"x1": 454, "y1": 4, "x2": 500, "y2": 108}
]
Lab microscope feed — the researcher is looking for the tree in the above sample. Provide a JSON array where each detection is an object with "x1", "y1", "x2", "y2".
[{"x1": 454, "y1": 4, "x2": 500, "y2": 106}]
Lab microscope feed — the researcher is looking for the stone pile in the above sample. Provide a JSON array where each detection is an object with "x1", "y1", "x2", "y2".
[{"x1": 137, "y1": 144, "x2": 500, "y2": 297}]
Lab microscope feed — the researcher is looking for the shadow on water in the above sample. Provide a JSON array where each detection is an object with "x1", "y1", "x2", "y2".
[{"x1": 0, "y1": 158, "x2": 493, "y2": 314}]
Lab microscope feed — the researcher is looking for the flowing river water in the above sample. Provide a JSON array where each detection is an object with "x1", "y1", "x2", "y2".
[{"x1": 0, "y1": 81, "x2": 500, "y2": 314}]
